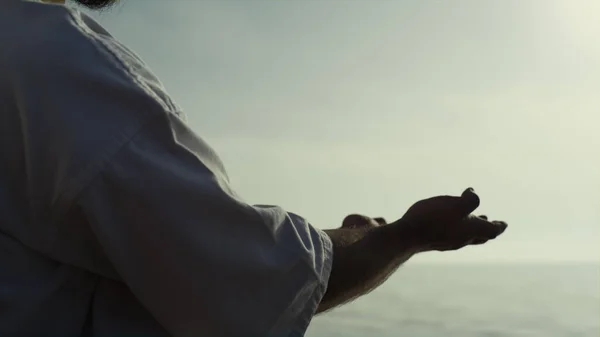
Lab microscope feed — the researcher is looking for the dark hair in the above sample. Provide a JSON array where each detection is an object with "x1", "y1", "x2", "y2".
[{"x1": 72, "y1": 0, "x2": 117, "y2": 9}]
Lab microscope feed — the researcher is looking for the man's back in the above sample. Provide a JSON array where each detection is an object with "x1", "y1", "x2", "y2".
[{"x1": 0, "y1": 1, "x2": 173, "y2": 335}]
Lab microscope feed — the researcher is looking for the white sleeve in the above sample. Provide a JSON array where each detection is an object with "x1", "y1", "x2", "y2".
[
  {"x1": 76, "y1": 112, "x2": 333, "y2": 337},
  {"x1": 7, "y1": 5, "x2": 333, "y2": 336}
]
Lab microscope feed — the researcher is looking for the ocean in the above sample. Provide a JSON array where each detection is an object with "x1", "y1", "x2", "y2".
[{"x1": 307, "y1": 264, "x2": 600, "y2": 337}]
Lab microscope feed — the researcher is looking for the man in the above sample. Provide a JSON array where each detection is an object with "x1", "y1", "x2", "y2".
[{"x1": 0, "y1": 0, "x2": 508, "y2": 336}]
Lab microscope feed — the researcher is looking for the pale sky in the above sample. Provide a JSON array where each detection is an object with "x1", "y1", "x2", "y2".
[{"x1": 90, "y1": 0, "x2": 599, "y2": 264}]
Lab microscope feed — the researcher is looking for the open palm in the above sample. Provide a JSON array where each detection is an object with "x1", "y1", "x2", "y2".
[{"x1": 401, "y1": 188, "x2": 508, "y2": 251}]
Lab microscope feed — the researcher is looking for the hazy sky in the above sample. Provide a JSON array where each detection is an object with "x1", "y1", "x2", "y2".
[{"x1": 90, "y1": 0, "x2": 599, "y2": 264}]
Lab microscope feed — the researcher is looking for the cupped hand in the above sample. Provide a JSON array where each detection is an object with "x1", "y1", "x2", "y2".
[{"x1": 401, "y1": 188, "x2": 507, "y2": 252}]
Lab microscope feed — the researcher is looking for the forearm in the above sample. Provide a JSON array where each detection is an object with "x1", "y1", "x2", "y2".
[{"x1": 317, "y1": 219, "x2": 419, "y2": 313}]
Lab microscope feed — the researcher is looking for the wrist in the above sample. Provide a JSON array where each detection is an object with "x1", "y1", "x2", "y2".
[{"x1": 373, "y1": 217, "x2": 424, "y2": 255}]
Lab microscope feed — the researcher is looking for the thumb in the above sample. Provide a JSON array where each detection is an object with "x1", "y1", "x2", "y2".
[{"x1": 457, "y1": 187, "x2": 480, "y2": 217}]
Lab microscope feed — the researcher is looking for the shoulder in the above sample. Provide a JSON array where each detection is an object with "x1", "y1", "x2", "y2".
[
  {"x1": 0, "y1": 1, "x2": 185, "y2": 220},
  {"x1": 3, "y1": 1, "x2": 181, "y2": 116}
]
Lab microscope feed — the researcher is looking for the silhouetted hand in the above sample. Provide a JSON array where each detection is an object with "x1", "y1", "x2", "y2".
[
  {"x1": 319, "y1": 188, "x2": 507, "y2": 312},
  {"x1": 401, "y1": 188, "x2": 507, "y2": 252}
]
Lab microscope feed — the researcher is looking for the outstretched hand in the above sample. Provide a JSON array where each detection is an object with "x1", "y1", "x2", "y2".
[
  {"x1": 340, "y1": 188, "x2": 507, "y2": 252},
  {"x1": 319, "y1": 188, "x2": 507, "y2": 313},
  {"x1": 319, "y1": 188, "x2": 507, "y2": 312},
  {"x1": 401, "y1": 188, "x2": 507, "y2": 252}
]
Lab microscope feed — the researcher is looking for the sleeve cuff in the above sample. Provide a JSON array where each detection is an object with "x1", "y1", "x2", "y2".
[{"x1": 286, "y1": 228, "x2": 334, "y2": 337}]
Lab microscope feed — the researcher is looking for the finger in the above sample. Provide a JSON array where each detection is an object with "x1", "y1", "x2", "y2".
[
  {"x1": 457, "y1": 187, "x2": 480, "y2": 217},
  {"x1": 437, "y1": 242, "x2": 469, "y2": 251},
  {"x1": 479, "y1": 215, "x2": 488, "y2": 220},
  {"x1": 492, "y1": 221, "x2": 508, "y2": 235},
  {"x1": 465, "y1": 216, "x2": 508, "y2": 239},
  {"x1": 373, "y1": 217, "x2": 387, "y2": 226},
  {"x1": 470, "y1": 238, "x2": 488, "y2": 245}
]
